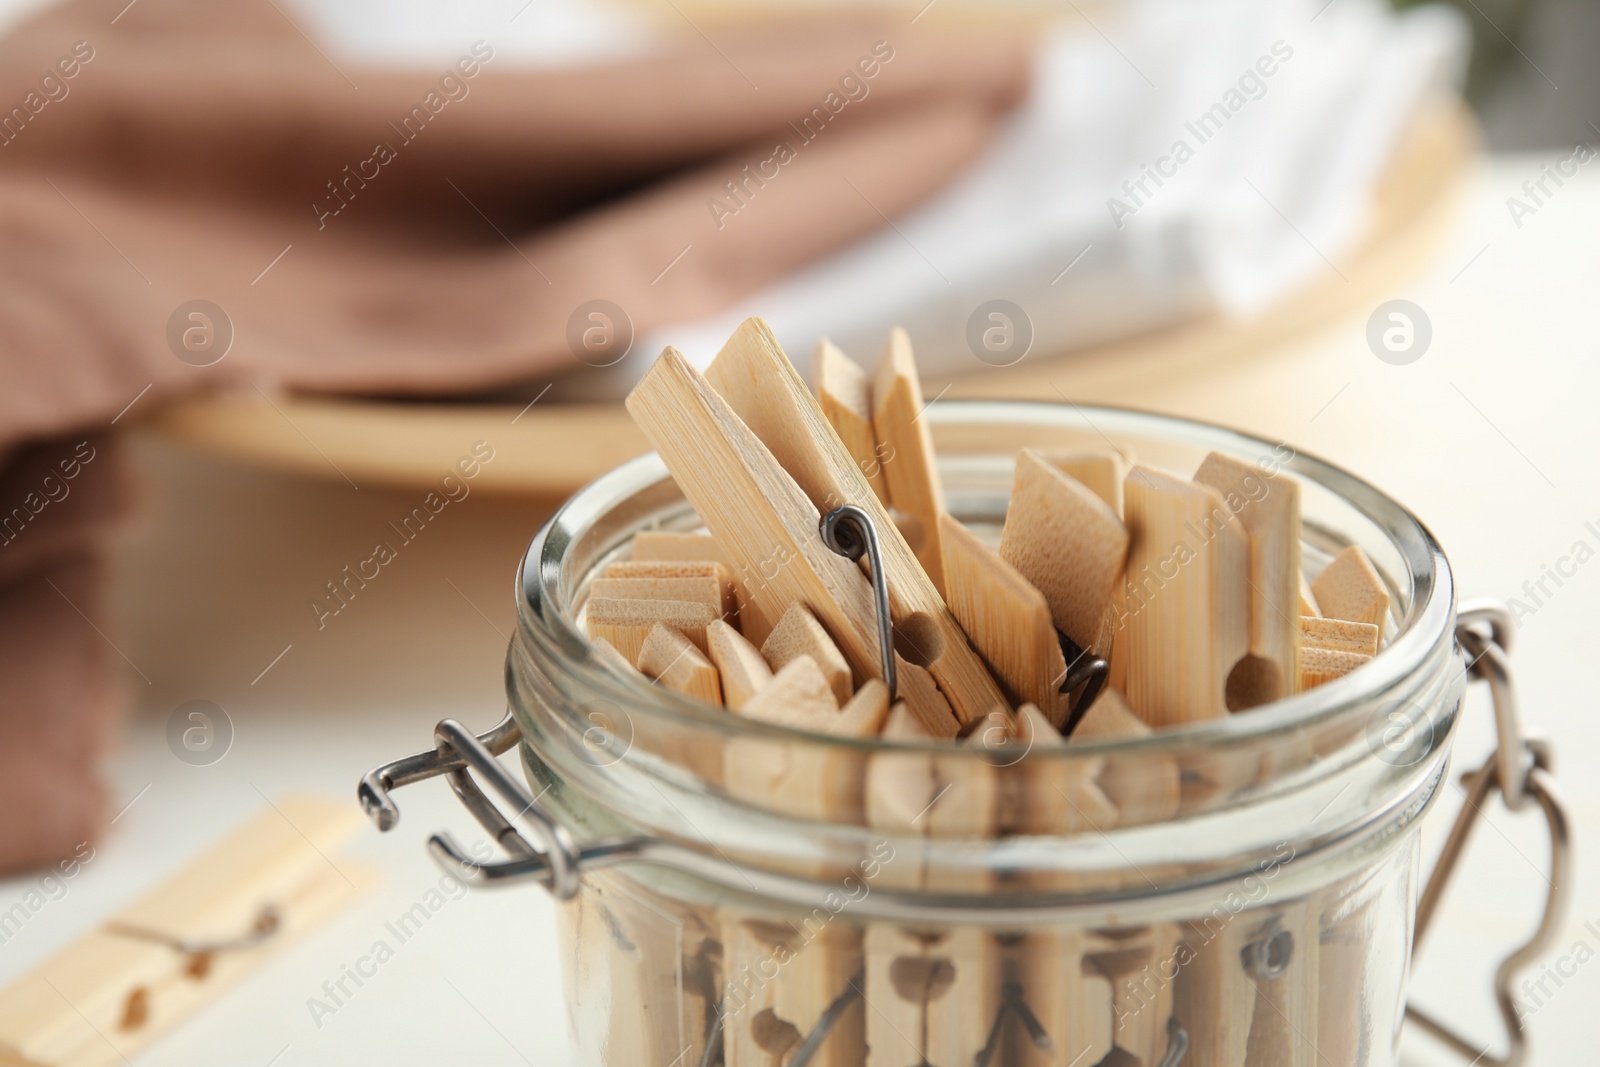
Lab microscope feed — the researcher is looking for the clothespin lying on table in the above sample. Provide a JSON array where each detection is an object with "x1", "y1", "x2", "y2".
[{"x1": 0, "y1": 797, "x2": 374, "y2": 1067}]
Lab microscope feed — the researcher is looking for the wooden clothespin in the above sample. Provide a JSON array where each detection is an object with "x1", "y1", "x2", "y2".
[
  {"x1": 761, "y1": 603, "x2": 854, "y2": 707},
  {"x1": 695, "y1": 318, "x2": 1005, "y2": 727},
  {"x1": 630, "y1": 529, "x2": 726, "y2": 563},
  {"x1": 1004, "y1": 755, "x2": 1181, "y2": 1067},
  {"x1": 573, "y1": 860, "x2": 721, "y2": 1067},
  {"x1": 999, "y1": 450, "x2": 1129, "y2": 660},
  {"x1": 638, "y1": 622, "x2": 723, "y2": 705},
  {"x1": 705, "y1": 619, "x2": 772, "y2": 711},
  {"x1": 586, "y1": 596, "x2": 717, "y2": 665},
  {"x1": 997, "y1": 704, "x2": 1119, "y2": 1066},
  {"x1": 1037, "y1": 449, "x2": 1131, "y2": 517},
  {"x1": 1239, "y1": 901, "x2": 1321, "y2": 1067},
  {"x1": 769, "y1": 679, "x2": 891, "y2": 826},
  {"x1": 627, "y1": 347, "x2": 885, "y2": 668},
  {"x1": 1175, "y1": 899, "x2": 1321, "y2": 1067},
  {"x1": 1080, "y1": 924, "x2": 1182, "y2": 1067},
  {"x1": 603, "y1": 560, "x2": 738, "y2": 620},
  {"x1": 1310, "y1": 546, "x2": 1389, "y2": 632},
  {"x1": 1006, "y1": 703, "x2": 1117, "y2": 836},
  {"x1": 0, "y1": 797, "x2": 374, "y2": 1067}
]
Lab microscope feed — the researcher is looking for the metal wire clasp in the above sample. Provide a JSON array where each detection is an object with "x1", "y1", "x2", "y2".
[
  {"x1": 359, "y1": 711, "x2": 589, "y2": 896},
  {"x1": 1404, "y1": 600, "x2": 1572, "y2": 1067},
  {"x1": 819, "y1": 505, "x2": 897, "y2": 703},
  {"x1": 105, "y1": 905, "x2": 280, "y2": 980}
]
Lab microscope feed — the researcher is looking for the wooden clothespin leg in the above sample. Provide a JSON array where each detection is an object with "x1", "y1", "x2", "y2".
[
  {"x1": 1240, "y1": 901, "x2": 1320, "y2": 1067},
  {"x1": 1120, "y1": 466, "x2": 1250, "y2": 727},
  {"x1": 1068, "y1": 689, "x2": 1179, "y2": 826},
  {"x1": 1193, "y1": 451, "x2": 1301, "y2": 710},
  {"x1": 864, "y1": 707, "x2": 1000, "y2": 1066},
  {"x1": 1002, "y1": 705, "x2": 1116, "y2": 1066},
  {"x1": 1079, "y1": 924, "x2": 1181, "y2": 1067},
  {"x1": 939, "y1": 514, "x2": 1068, "y2": 726},
  {"x1": 631, "y1": 529, "x2": 727, "y2": 564},
  {"x1": 705, "y1": 619, "x2": 773, "y2": 711},
  {"x1": 623, "y1": 620, "x2": 729, "y2": 785},
  {"x1": 638, "y1": 622, "x2": 724, "y2": 706},
  {"x1": 719, "y1": 659, "x2": 867, "y2": 1067},
  {"x1": 1037, "y1": 449, "x2": 1132, "y2": 518},
  {"x1": 568, "y1": 868, "x2": 721, "y2": 1067},
  {"x1": 698, "y1": 318, "x2": 1004, "y2": 728},
  {"x1": 813, "y1": 339, "x2": 890, "y2": 505},
  {"x1": 871, "y1": 328, "x2": 949, "y2": 592},
  {"x1": 1310, "y1": 545, "x2": 1389, "y2": 632},
  {"x1": 761, "y1": 603, "x2": 854, "y2": 707},
  {"x1": 999, "y1": 450, "x2": 1129, "y2": 666}
]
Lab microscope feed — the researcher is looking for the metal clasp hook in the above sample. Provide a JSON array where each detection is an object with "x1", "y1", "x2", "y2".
[
  {"x1": 1404, "y1": 599, "x2": 1572, "y2": 1067},
  {"x1": 358, "y1": 710, "x2": 589, "y2": 894}
]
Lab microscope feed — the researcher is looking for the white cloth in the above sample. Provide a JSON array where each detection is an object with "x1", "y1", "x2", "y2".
[
  {"x1": 287, "y1": 0, "x2": 1468, "y2": 390},
  {"x1": 638, "y1": 0, "x2": 1468, "y2": 384},
  {"x1": 288, "y1": 0, "x2": 651, "y2": 68}
]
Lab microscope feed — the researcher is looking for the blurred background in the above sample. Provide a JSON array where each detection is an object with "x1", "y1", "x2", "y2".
[
  {"x1": 0, "y1": 0, "x2": 1594, "y2": 1064},
  {"x1": 1429, "y1": 0, "x2": 1600, "y2": 146}
]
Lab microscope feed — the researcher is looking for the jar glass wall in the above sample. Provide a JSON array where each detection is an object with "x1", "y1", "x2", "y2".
[{"x1": 511, "y1": 402, "x2": 1463, "y2": 1067}]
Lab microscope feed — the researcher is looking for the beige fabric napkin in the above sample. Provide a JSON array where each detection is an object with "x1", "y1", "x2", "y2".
[{"x1": 0, "y1": 0, "x2": 1028, "y2": 871}]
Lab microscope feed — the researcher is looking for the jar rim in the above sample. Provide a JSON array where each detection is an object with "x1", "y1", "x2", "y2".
[{"x1": 516, "y1": 398, "x2": 1454, "y2": 756}]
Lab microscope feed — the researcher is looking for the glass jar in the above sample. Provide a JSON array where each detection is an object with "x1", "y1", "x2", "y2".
[{"x1": 362, "y1": 401, "x2": 1566, "y2": 1067}]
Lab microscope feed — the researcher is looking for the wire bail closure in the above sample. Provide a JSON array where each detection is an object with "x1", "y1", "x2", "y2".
[{"x1": 1404, "y1": 599, "x2": 1572, "y2": 1067}]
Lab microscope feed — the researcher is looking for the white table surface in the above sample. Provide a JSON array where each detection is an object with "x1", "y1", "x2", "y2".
[{"x1": 1, "y1": 153, "x2": 1594, "y2": 1066}]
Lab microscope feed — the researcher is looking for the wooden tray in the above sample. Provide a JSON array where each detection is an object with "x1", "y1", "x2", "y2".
[{"x1": 147, "y1": 103, "x2": 1476, "y2": 498}]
